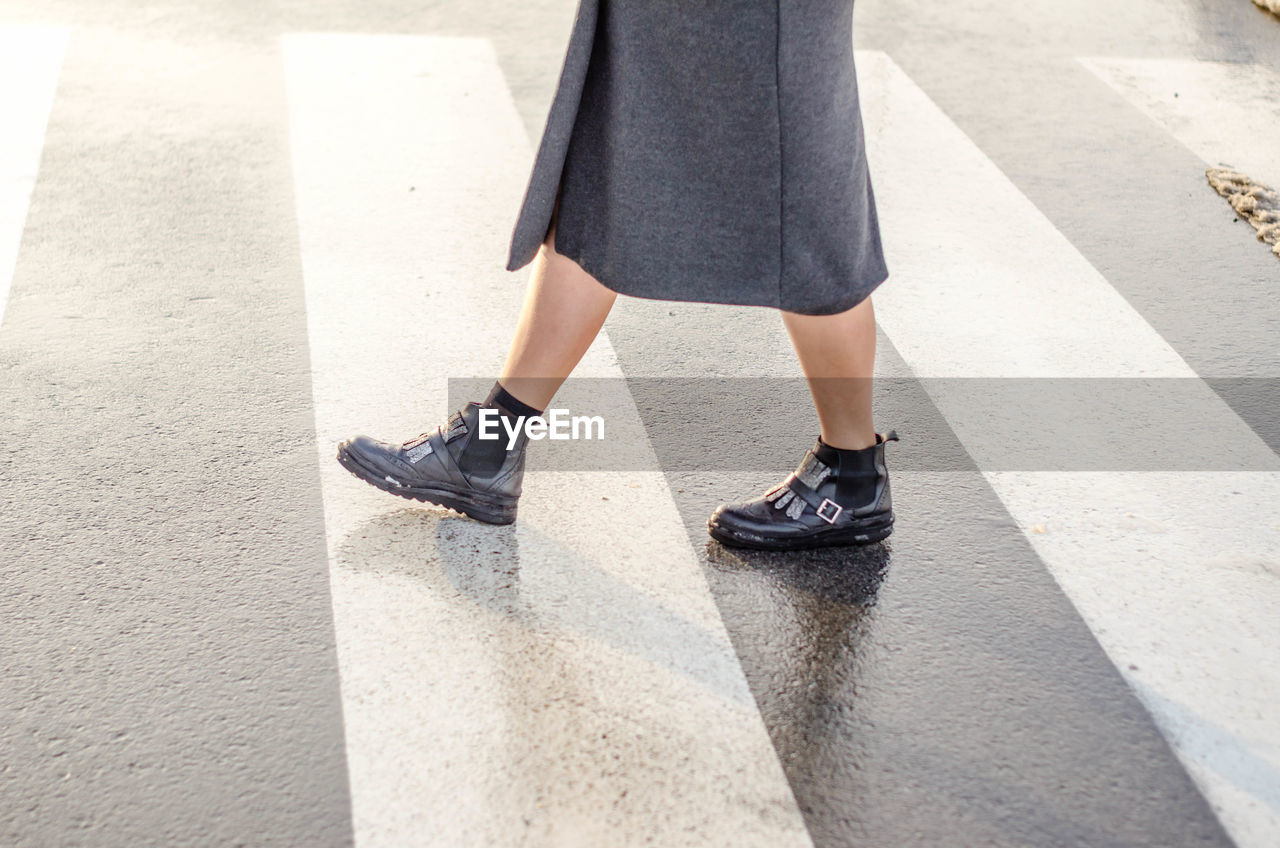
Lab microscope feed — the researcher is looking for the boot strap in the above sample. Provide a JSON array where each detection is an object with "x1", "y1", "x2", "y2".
[
  {"x1": 779, "y1": 474, "x2": 843, "y2": 524},
  {"x1": 444, "y1": 409, "x2": 470, "y2": 442}
]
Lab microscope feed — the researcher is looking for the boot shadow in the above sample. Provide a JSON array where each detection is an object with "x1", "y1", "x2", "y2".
[
  {"x1": 333, "y1": 504, "x2": 757, "y2": 706},
  {"x1": 703, "y1": 536, "x2": 891, "y2": 608}
]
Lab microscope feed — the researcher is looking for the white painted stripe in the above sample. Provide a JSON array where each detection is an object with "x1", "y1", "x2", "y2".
[
  {"x1": 283, "y1": 34, "x2": 810, "y2": 847},
  {"x1": 0, "y1": 25, "x2": 67, "y2": 326},
  {"x1": 857, "y1": 49, "x2": 1280, "y2": 848},
  {"x1": 1079, "y1": 56, "x2": 1280, "y2": 189}
]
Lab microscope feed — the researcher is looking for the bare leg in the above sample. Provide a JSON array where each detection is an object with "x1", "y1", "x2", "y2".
[
  {"x1": 498, "y1": 201, "x2": 617, "y2": 410},
  {"x1": 781, "y1": 295, "x2": 878, "y2": 451}
]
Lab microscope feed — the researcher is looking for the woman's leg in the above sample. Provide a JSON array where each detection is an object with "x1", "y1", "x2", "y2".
[
  {"x1": 781, "y1": 294, "x2": 878, "y2": 450},
  {"x1": 335, "y1": 201, "x2": 616, "y2": 525},
  {"x1": 498, "y1": 202, "x2": 617, "y2": 410},
  {"x1": 706, "y1": 294, "x2": 894, "y2": 549}
]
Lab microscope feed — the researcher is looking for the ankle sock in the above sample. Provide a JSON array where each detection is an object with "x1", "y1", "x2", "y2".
[
  {"x1": 458, "y1": 381, "x2": 544, "y2": 476},
  {"x1": 487, "y1": 382, "x2": 543, "y2": 421}
]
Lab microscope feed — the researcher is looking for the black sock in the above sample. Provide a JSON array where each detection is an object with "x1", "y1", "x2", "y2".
[
  {"x1": 458, "y1": 381, "x2": 544, "y2": 476},
  {"x1": 486, "y1": 382, "x2": 543, "y2": 420}
]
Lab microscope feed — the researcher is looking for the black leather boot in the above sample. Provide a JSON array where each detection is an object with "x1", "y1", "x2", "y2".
[
  {"x1": 707, "y1": 430, "x2": 899, "y2": 550},
  {"x1": 336, "y1": 401, "x2": 528, "y2": 525}
]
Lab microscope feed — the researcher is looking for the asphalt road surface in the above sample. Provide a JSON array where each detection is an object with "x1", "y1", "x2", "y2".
[{"x1": 1, "y1": 0, "x2": 1277, "y2": 846}]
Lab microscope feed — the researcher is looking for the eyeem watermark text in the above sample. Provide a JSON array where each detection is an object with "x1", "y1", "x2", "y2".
[{"x1": 477, "y1": 408, "x2": 605, "y2": 449}]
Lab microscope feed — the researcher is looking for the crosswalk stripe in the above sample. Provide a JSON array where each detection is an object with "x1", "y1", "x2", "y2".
[
  {"x1": 1078, "y1": 56, "x2": 1280, "y2": 190},
  {"x1": 282, "y1": 33, "x2": 810, "y2": 847},
  {"x1": 0, "y1": 25, "x2": 67, "y2": 327},
  {"x1": 857, "y1": 49, "x2": 1280, "y2": 848}
]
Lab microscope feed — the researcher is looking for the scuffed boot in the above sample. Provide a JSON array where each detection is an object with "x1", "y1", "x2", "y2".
[
  {"x1": 707, "y1": 430, "x2": 899, "y2": 550},
  {"x1": 336, "y1": 401, "x2": 528, "y2": 525}
]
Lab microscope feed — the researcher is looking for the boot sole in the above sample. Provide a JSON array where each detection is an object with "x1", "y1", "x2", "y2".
[
  {"x1": 706, "y1": 512, "x2": 893, "y2": 551},
  {"x1": 336, "y1": 444, "x2": 518, "y2": 525}
]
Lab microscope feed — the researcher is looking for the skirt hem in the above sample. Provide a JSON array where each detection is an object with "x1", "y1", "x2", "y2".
[{"x1": 548, "y1": 228, "x2": 890, "y2": 317}]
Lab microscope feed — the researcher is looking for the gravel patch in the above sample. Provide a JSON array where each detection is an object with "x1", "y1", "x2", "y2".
[{"x1": 1206, "y1": 167, "x2": 1280, "y2": 258}]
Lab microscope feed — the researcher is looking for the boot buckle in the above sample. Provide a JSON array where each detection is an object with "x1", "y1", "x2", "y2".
[{"x1": 816, "y1": 498, "x2": 843, "y2": 524}]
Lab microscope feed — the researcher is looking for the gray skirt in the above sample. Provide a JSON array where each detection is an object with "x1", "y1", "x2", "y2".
[{"x1": 505, "y1": 0, "x2": 888, "y2": 316}]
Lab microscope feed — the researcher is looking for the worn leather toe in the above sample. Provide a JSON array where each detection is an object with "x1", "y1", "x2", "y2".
[{"x1": 339, "y1": 435, "x2": 415, "y2": 478}]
